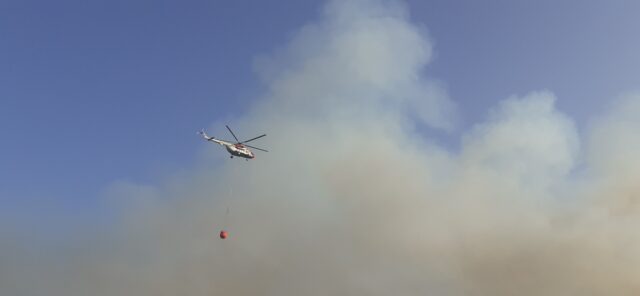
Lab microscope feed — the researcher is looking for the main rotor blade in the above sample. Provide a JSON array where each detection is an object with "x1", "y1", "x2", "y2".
[
  {"x1": 240, "y1": 134, "x2": 266, "y2": 144},
  {"x1": 244, "y1": 144, "x2": 268, "y2": 152},
  {"x1": 226, "y1": 125, "x2": 240, "y2": 142}
]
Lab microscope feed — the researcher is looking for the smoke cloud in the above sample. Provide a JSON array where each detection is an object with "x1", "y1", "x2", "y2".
[{"x1": 3, "y1": 0, "x2": 640, "y2": 295}]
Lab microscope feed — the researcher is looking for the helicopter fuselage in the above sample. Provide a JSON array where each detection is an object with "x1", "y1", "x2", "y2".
[
  {"x1": 224, "y1": 143, "x2": 255, "y2": 159},
  {"x1": 207, "y1": 138, "x2": 255, "y2": 159},
  {"x1": 199, "y1": 126, "x2": 266, "y2": 160}
]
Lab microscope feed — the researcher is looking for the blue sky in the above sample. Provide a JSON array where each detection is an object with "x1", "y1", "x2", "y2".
[
  {"x1": 2, "y1": 0, "x2": 640, "y2": 229},
  {"x1": 1, "y1": 1, "x2": 320, "y2": 214}
]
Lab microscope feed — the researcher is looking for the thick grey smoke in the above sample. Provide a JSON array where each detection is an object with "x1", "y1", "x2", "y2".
[{"x1": 4, "y1": 0, "x2": 640, "y2": 295}]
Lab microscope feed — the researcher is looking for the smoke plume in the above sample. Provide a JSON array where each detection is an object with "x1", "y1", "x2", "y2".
[{"x1": 3, "y1": 0, "x2": 640, "y2": 295}]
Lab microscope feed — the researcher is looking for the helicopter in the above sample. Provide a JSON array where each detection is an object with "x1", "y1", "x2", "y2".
[{"x1": 199, "y1": 125, "x2": 267, "y2": 159}]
